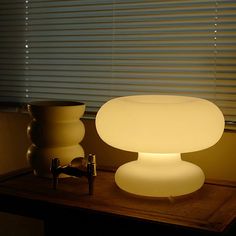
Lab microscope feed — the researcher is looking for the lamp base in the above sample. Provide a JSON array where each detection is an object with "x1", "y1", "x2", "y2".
[{"x1": 115, "y1": 153, "x2": 205, "y2": 197}]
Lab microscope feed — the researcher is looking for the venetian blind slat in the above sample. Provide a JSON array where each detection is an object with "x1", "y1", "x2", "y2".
[{"x1": 0, "y1": 0, "x2": 235, "y2": 121}]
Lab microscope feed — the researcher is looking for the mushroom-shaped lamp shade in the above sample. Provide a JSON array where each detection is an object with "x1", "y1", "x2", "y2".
[{"x1": 95, "y1": 95, "x2": 225, "y2": 197}]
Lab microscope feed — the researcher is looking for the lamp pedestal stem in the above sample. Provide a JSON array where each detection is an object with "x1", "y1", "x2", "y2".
[{"x1": 115, "y1": 152, "x2": 205, "y2": 197}]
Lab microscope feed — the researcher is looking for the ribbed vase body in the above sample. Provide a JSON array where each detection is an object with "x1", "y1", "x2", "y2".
[{"x1": 27, "y1": 101, "x2": 85, "y2": 178}]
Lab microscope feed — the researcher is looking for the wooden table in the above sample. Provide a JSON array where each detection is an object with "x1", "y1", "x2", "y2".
[{"x1": 0, "y1": 169, "x2": 235, "y2": 235}]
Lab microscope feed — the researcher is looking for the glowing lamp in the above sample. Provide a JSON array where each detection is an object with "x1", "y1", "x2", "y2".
[{"x1": 95, "y1": 95, "x2": 225, "y2": 197}]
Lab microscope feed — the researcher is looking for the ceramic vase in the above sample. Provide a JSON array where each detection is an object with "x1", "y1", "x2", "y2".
[{"x1": 27, "y1": 101, "x2": 85, "y2": 178}]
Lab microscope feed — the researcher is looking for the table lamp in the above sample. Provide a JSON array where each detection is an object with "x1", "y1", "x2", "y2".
[{"x1": 95, "y1": 95, "x2": 225, "y2": 197}]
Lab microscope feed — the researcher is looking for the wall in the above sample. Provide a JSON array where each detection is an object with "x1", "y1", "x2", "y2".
[
  {"x1": 0, "y1": 111, "x2": 235, "y2": 235},
  {"x1": 0, "y1": 112, "x2": 44, "y2": 236}
]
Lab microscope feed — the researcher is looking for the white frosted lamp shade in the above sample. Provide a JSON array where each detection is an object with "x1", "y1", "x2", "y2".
[
  {"x1": 96, "y1": 95, "x2": 225, "y2": 153},
  {"x1": 95, "y1": 95, "x2": 225, "y2": 197}
]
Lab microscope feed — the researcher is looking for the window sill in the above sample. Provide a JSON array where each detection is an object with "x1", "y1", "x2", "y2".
[{"x1": 0, "y1": 103, "x2": 236, "y2": 131}]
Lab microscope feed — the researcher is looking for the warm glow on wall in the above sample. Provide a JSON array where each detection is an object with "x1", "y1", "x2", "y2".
[{"x1": 96, "y1": 95, "x2": 225, "y2": 197}]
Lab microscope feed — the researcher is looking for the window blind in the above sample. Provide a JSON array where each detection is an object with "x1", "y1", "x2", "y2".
[
  {"x1": 0, "y1": 0, "x2": 235, "y2": 122},
  {"x1": 0, "y1": 0, "x2": 26, "y2": 103}
]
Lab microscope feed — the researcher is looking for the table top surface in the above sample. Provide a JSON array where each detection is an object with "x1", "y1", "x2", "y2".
[{"x1": 0, "y1": 169, "x2": 235, "y2": 233}]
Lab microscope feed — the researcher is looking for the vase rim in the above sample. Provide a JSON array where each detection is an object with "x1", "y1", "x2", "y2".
[{"x1": 28, "y1": 100, "x2": 85, "y2": 107}]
